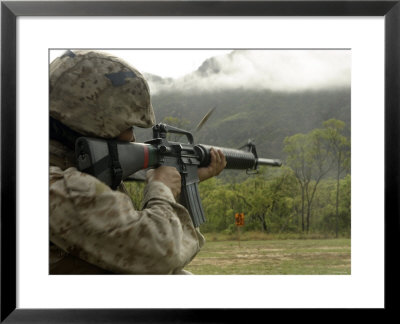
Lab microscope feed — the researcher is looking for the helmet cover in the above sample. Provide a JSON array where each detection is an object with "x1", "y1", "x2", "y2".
[{"x1": 50, "y1": 50, "x2": 156, "y2": 138}]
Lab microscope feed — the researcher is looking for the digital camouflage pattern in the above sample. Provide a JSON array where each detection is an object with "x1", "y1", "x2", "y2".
[
  {"x1": 49, "y1": 141, "x2": 204, "y2": 274},
  {"x1": 50, "y1": 162, "x2": 205, "y2": 274},
  {"x1": 50, "y1": 50, "x2": 156, "y2": 138},
  {"x1": 49, "y1": 50, "x2": 204, "y2": 274}
]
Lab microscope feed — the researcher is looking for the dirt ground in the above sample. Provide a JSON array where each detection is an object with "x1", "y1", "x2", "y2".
[{"x1": 185, "y1": 239, "x2": 351, "y2": 275}]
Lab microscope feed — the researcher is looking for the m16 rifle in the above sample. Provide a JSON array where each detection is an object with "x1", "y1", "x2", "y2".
[{"x1": 75, "y1": 123, "x2": 282, "y2": 227}]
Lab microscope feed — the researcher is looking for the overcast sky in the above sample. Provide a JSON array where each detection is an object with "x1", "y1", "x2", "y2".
[
  {"x1": 49, "y1": 49, "x2": 232, "y2": 78},
  {"x1": 50, "y1": 49, "x2": 351, "y2": 93}
]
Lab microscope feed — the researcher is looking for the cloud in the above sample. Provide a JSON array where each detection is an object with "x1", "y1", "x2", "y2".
[{"x1": 146, "y1": 50, "x2": 351, "y2": 94}]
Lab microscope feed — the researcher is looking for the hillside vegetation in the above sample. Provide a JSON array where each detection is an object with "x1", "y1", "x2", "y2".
[
  {"x1": 134, "y1": 88, "x2": 350, "y2": 160},
  {"x1": 127, "y1": 87, "x2": 351, "y2": 237}
]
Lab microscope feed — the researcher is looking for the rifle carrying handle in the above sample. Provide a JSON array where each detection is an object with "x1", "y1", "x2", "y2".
[{"x1": 153, "y1": 123, "x2": 194, "y2": 144}]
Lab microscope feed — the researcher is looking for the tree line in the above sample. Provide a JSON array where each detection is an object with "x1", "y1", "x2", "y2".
[{"x1": 125, "y1": 118, "x2": 351, "y2": 238}]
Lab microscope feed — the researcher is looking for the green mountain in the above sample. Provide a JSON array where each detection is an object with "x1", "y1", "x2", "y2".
[{"x1": 134, "y1": 88, "x2": 351, "y2": 161}]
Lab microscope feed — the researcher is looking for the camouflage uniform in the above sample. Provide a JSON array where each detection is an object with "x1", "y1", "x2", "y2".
[{"x1": 49, "y1": 51, "x2": 204, "y2": 274}]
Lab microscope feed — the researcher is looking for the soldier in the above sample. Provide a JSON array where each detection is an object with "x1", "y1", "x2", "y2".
[{"x1": 49, "y1": 50, "x2": 226, "y2": 274}]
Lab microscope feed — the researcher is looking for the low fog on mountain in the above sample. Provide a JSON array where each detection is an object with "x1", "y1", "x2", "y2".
[
  {"x1": 144, "y1": 50, "x2": 351, "y2": 94},
  {"x1": 134, "y1": 49, "x2": 351, "y2": 165},
  {"x1": 50, "y1": 49, "x2": 351, "y2": 163}
]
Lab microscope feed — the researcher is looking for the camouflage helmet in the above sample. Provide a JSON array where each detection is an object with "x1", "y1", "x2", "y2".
[{"x1": 50, "y1": 50, "x2": 156, "y2": 138}]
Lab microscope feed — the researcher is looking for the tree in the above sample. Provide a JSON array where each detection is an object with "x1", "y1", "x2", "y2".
[
  {"x1": 232, "y1": 166, "x2": 298, "y2": 233},
  {"x1": 315, "y1": 175, "x2": 351, "y2": 235},
  {"x1": 323, "y1": 119, "x2": 350, "y2": 237},
  {"x1": 199, "y1": 178, "x2": 240, "y2": 232},
  {"x1": 283, "y1": 133, "x2": 308, "y2": 231},
  {"x1": 284, "y1": 129, "x2": 333, "y2": 232}
]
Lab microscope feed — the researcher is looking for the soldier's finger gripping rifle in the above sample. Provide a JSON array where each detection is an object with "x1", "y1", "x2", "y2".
[{"x1": 75, "y1": 123, "x2": 282, "y2": 227}]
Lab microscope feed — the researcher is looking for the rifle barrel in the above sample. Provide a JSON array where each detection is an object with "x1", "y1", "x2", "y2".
[
  {"x1": 257, "y1": 158, "x2": 282, "y2": 167},
  {"x1": 195, "y1": 144, "x2": 281, "y2": 170}
]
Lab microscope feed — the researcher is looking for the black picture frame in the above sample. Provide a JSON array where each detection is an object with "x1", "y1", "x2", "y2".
[{"x1": 1, "y1": 1, "x2": 399, "y2": 322}]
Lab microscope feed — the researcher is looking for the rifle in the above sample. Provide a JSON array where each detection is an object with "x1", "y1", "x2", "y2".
[{"x1": 75, "y1": 123, "x2": 282, "y2": 227}]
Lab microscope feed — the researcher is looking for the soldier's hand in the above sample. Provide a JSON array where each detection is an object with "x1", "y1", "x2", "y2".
[
  {"x1": 198, "y1": 148, "x2": 227, "y2": 182},
  {"x1": 146, "y1": 166, "x2": 182, "y2": 199}
]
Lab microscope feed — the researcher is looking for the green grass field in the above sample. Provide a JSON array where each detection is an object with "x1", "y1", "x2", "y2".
[{"x1": 185, "y1": 237, "x2": 351, "y2": 275}]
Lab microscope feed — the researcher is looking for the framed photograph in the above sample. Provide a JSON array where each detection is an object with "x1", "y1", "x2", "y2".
[{"x1": 2, "y1": 0, "x2": 399, "y2": 321}]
